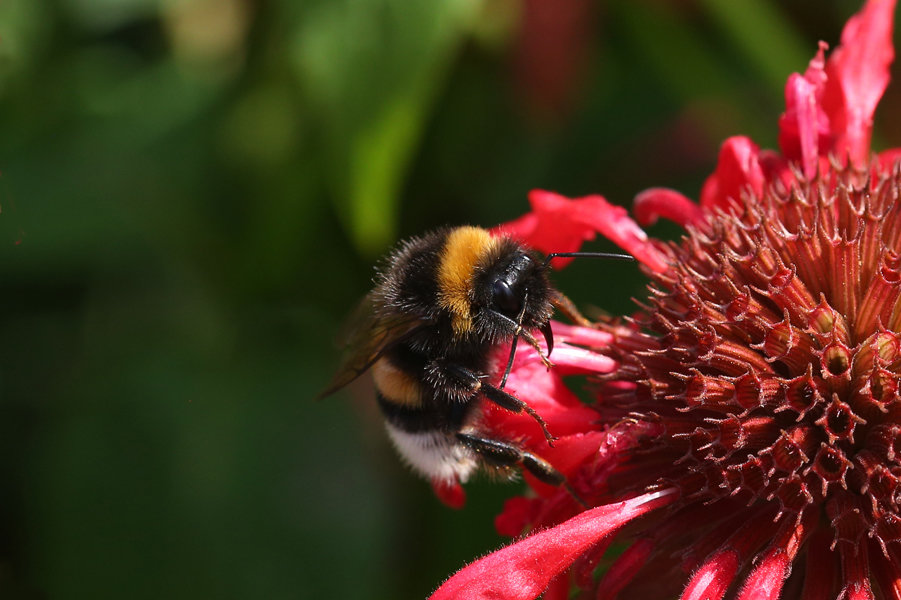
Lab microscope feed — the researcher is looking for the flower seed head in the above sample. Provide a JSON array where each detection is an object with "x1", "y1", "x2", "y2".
[{"x1": 599, "y1": 165, "x2": 901, "y2": 556}]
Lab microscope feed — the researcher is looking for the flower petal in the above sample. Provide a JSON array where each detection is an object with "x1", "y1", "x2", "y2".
[
  {"x1": 429, "y1": 489, "x2": 678, "y2": 600},
  {"x1": 681, "y1": 507, "x2": 781, "y2": 600},
  {"x1": 822, "y1": 0, "x2": 897, "y2": 167},
  {"x1": 541, "y1": 573, "x2": 572, "y2": 600},
  {"x1": 494, "y1": 190, "x2": 670, "y2": 272},
  {"x1": 573, "y1": 534, "x2": 615, "y2": 590},
  {"x1": 431, "y1": 478, "x2": 467, "y2": 509},
  {"x1": 595, "y1": 538, "x2": 654, "y2": 600},
  {"x1": 700, "y1": 136, "x2": 766, "y2": 213},
  {"x1": 681, "y1": 548, "x2": 739, "y2": 600},
  {"x1": 737, "y1": 510, "x2": 815, "y2": 600},
  {"x1": 546, "y1": 345, "x2": 618, "y2": 376},
  {"x1": 532, "y1": 431, "x2": 607, "y2": 478},
  {"x1": 549, "y1": 321, "x2": 614, "y2": 347},
  {"x1": 483, "y1": 388, "x2": 603, "y2": 450},
  {"x1": 495, "y1": 496, "x2": 542, "y2": 537},
  {"x1": 493, "y1": 191, "x2": 605, "y2": 267},
  {"x1": 633, "y1": 187, "x2": 706, "y2": 228},
  {"x1": 877, "y1": 148, "x2": 901, "y2": 171},
  {"x1": 778, "y1": 44, "x2": 828, "y2": 179},
  {"x1": 500, "y1": 358, "x2": 584, "y2": 409},
  {"x1": 735, "y1": 548, "x2": 791, "y2": 600}
]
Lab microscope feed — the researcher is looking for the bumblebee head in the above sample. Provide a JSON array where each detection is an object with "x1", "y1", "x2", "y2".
[
  {"x1": 476, "y1": 241, "x2": 552, "y2": 325},
  {"x1": 436, "y1": 227, "x2": 554, "y2": 345},
  {"x1": 469, "y1": 237, "x2": 554, "y2": 347}
]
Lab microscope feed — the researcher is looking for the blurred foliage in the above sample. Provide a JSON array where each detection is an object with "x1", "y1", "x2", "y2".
[{"x1": 0, "y1": 0, "x2": 894, "y2": 598}]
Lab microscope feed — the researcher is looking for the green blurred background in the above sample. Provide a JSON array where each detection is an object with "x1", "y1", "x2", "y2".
[{"x1": 0, "y1": 1, "x2": 895, "y2": 598}]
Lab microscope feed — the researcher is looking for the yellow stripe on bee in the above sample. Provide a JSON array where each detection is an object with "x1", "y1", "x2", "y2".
[
  {"x1": 372, "y1": 357, "x2": 422, "y2": 407},
  {"x1": 437, "y1": 227, "x2": 497, "y2": 337}
]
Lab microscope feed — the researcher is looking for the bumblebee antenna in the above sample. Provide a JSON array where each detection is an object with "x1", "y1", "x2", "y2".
[{"x1": 542, "y1": 251, "x2": 634, "y2": 268}]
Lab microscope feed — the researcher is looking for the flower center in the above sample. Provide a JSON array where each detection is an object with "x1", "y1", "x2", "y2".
[{"x1": 600, "y1": 164, "x2": 901, "y2": 552}]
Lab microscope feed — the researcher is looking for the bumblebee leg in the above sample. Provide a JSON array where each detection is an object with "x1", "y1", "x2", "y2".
[
  {"x1": 517, "y1": 329, "x2": 553, "y2": 368},
  {"x1": 551, "y1": 289, "x2": 593, "y2": 327},
  {"x1": 479, "y1": 381, "x2": 556, "y2": 446},
  {"x1": 441, "y1": 363, "x2": 556, "y2": 445},
  {"x1": 456, "y1": 432, "x2": 563, "y2": 486},
  {"x1": 456, "y1": 432, "x2": 589, "y2": 507},
  {"x1": 486, "y1": 309, "x2": 553, "y2": 368},
  {"x1": 498, "y1": 333, "x2": 519, "y2": 389}
]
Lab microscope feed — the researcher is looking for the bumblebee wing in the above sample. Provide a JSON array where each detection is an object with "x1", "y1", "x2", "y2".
[{"x1": 318, "y1": 295, "x2": 425, "y2": 398}]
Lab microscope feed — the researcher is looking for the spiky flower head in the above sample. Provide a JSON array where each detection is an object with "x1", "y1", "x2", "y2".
[{"x1": 431, "y1": 1, "x2": 901, "y2": 599}]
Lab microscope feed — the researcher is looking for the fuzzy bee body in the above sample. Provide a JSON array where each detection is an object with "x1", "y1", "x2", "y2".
[{"x1": 324, "y1": 226, "x2": 569, "y2": 487}]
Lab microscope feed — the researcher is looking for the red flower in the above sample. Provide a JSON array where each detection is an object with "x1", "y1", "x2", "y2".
[{"x1": 431, "y1": 1, "x2": 901, "y2": 598}]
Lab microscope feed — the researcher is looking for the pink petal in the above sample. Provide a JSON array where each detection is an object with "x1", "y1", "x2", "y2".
[
  {"x1": 633, "y1": 187, "x2": 706, "y2": 228},
  {"x1": 573, "y1": 535, "x2": 615, "y2": 590},
  {"x1": 877, "y1": 147, "x2": 901, "y2": 171},
  {"x1": 493, "y1": 191, "x2": 604, "y2": 267},
  {"x1": 550, "y1": 321, "x2": 615, "y2": 347},
  {"x1": 681, "y1": 548, "x2": 739, "y2": 600},
  {"x1": 700, "y1": 136, "x2": 766, "y2": 213},
  {"x1": 560, "y1": 194, "x2": 670, "y2": 273},
  {"x1": 429, "y1": 489, "x2": 679, "y2": 600},
  {"x1": 546, "y1": 345, "x2": 618, "y2": 375},
  {"x1": 757, "y1": 148, "x2": 792, "y2": 185},
  {"x1": 496, "y1": 211, "x2": 540, "y2": 245},
  {"x1": 737, "y1": 510, "x2": 815, "y2": 600},
  {"x1": 482, "y1": 399, "x2": 600, "y2": 446},
  {"x1": 486, "y1": 345, "x2": 581, "y2": 410},
  {"x1": 822, "y1": 0, "x2": 897, "y2": 167},
  {"x1": 432, "y1": 478, "x2": 467, "y2": 509},
  {"x1": 778, "y1": 43, "x2": 829, "y2": 177},
  {"x1": 530, "y1": 431, "x2": 607, "y2": 477},
  {"x1": 541, "y1": 572, "x2": 572, "y2": 600},
  {"x1": 681, "y1": 507, "x2": 782, "y2": 600},
  {"x1": 503, "y1": 335, "x2": 617, "y2": 376},
  {"x1": 483, "y1": 372, "x2": 606, "y2": 450},
  {"x1": 518, "y1": 430, "x2": 626, "y2": 501},
  {"x1": 780, "y1": 78, "x2": 824, "y2": 177},
  {"x1": 482, "y1": 358, "x2": 599, "y2": 443},
  {"x1": 735, "y1": 548, "x2": 791, "y2": 600},
  {"x1": 595, "y1": 538, "x2": 654, "y2": 600},
  {"x1": 501, "y1": 359, "x2": 584, "y2": 409},
  {"x1": 494, "y1": 190, "x2": 670, "y2": 273},
  {"x1": 495, "y1": 496, "x2": 542, "y2": 537}
]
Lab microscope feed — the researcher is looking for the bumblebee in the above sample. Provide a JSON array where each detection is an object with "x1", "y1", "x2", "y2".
[{"x1": 323, "y1": 226, "x2": 628, "y2": 490}]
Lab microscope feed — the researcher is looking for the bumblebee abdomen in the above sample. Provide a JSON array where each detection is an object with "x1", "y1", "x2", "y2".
[
  {"x1": 374, "y1": 358, "x2": 474, "y2": 434},
  {"x1": 371, "y1": 357, "x2": 422, "y2": 408},
  {"x1": 383, "y1": 425, "x2": 478, "y2": 484}
]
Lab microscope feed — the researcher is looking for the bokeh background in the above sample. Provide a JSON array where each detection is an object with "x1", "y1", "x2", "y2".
[{"x1": 0, "y1": 1, "x2": 898, "y2": 598}]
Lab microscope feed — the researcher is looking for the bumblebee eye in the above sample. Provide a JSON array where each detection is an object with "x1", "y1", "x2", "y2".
[{"x1": 491, "y1": 280, "x2": 521, "y2": 315}]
